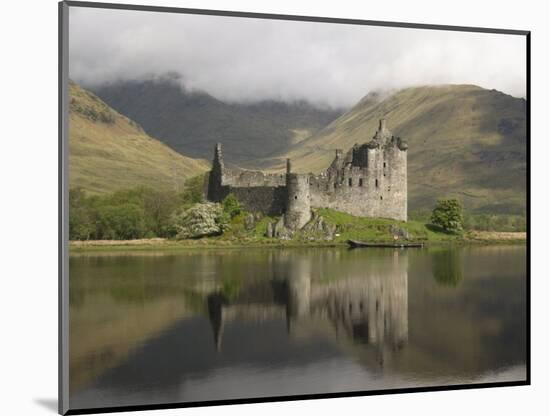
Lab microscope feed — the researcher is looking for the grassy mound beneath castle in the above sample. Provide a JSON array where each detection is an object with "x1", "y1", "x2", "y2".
[
  {"x1": 214, "y1": 208, "x2": 440, "y2": 244},
  {"x1": 313, "y1": 208, "x2": 452, "y2": 243}
]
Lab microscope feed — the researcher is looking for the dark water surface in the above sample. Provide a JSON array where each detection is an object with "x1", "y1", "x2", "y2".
[{"x1": 69, "y1": 245, "x2": 527, "y2": 410}]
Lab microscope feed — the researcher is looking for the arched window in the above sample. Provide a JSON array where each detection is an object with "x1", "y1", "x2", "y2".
[
  {"x1": 348, "y1": 178, "x2": 352, "y2": 187},
  {"x1": 359, "y1": 178, "x2": 363, "y2": 187},
  {"x1": 375, "y1": 179, "x2": 379, "y2": 188}
]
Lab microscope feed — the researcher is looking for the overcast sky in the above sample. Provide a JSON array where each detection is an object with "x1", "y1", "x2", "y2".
[{"x1": 69, "y1": 7, "x2": 527, "y2": 108}]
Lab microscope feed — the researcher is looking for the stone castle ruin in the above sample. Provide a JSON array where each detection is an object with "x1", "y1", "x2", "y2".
[{"x1": 206, "y1": 119, "x2": 408, "y2": 230}]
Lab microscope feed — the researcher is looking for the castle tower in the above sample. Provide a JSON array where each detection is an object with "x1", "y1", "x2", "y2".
[
  {"x1": 284, "y1": 160, "x2": 311, "y2": 230},
  {"x1": 362, "y1": 119, "x2": 408, "y2": 221}
]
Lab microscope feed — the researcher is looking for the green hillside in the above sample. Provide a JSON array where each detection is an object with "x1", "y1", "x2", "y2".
[
  {"x1": 265, "y1": 85, "x2": 527, "y2": 214},
  {"x1": 69, "y1": 81, "x2": 208, "y2": 194},
  {"x1": 91, "y1": 76, "x2": 343, "y2": 166}
]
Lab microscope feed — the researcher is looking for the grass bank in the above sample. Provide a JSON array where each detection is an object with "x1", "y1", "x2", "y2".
[{"x1": 69, "y1": 208, "x2": 526, "y2": 252}]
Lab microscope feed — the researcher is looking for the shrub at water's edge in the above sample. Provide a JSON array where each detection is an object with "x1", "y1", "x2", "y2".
[
  {"x1": 430, "y1": 199, "x2": 464, "y2": 234},
  {"x1": 171, "y1": 202, "x2": 229, "y2": 239}
]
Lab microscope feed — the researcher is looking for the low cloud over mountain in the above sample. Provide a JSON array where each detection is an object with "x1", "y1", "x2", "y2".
[{"x1": 69, "y1": 7, "x2": 526, "y2": 108}]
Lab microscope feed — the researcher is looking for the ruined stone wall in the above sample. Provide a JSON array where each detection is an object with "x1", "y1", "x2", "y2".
[
  {"x1": 230, "y1": 185, "x2": 287, "y2": 216},
  {"x1": 206, "y1": 144, "x2": 225, "y2": 203},
  {"x1": 206, "y1": 181, "x2": 287, "y2": 216},
  {"x1": 222, "y1": 170, "x2": 286, "y2": 187},
  {"x1": 206, "y1": 143, "x2": 288, "y2": 215}
]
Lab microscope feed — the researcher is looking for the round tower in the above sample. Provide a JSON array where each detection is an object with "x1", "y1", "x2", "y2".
[{"x1": 285, "y1": 161, "x2": 311, "y2": 230}]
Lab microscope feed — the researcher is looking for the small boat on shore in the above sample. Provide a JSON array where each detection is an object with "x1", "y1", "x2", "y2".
[{"x1": 347, "y1": 239, "x2": 424, "y2": 249}]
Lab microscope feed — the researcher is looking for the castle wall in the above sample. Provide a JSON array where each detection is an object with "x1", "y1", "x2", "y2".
[
  {"x1": 207, "y1": 182, "x2": 287, "y2": 216},
  {"x1": 206, "y1": 144, "x2": 225, "y2": 203},
  {"x1": 230, "y1": 186, "x2": 287, "y2": 216},
  {"x1": 206, "y1": 144, "x2": 288, "y2": 215},
  {"x1": 222, "y1": 170, "x2": 286, "y2": 187}
]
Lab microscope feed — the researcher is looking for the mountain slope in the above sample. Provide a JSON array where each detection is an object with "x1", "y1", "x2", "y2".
[
  {"x1": 90, "y1": 77, "x2": 343, "y2": 166},
  {"x1": 267, "y1": 85, "x2": 526, "y2": 214},
  {"x1": 69, "y1": 81, "x2": 208, "y2": 194}
]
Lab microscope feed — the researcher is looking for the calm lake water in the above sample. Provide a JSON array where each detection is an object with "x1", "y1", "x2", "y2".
[{"x1": 69, "y1": 245, "x2": 527, "y2": 411}]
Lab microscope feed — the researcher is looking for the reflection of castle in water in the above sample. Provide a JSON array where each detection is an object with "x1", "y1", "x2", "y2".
[{"x1": 207, "y1": 251, "x2": 408, "y2": 364}]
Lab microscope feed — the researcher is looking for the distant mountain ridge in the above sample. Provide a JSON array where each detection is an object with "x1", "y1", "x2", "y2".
[
  {"x1": 268, "y1": 84, "x2": 526, "y2": 214},
  {"x1": 90, "y1": 77, "x2": 344, "y2": 167},
  {"x1": 69, "y1": 81, "x2": 208, "y2": 194},
  {"x1": 86, "y1": 78, "x2": 526, "y2": 215}
]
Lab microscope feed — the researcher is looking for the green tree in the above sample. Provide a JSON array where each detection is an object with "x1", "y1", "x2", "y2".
[
  {"x1": 96, "y1": 203, "x2": 146, "y2": 240},
  {"x1": 431, "y1": 198, "x2": 464, "y2": 233},
  {"x1": 69, "y1": 188, "x2": 96, "y2": 240},
  {"x1": 180, "y1": 174, "x2": 205, "y2": 206},
  {"x1": 142, "y1": 188, "x2": 178, "y2": 237},
  {"x1": 222, "y1": 193, "x2": 242, "y2": 219}
]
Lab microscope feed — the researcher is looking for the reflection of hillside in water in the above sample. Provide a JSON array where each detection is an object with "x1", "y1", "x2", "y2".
[{"x1": 208, "y1": 250, "x2": 408, "y2": 366}]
